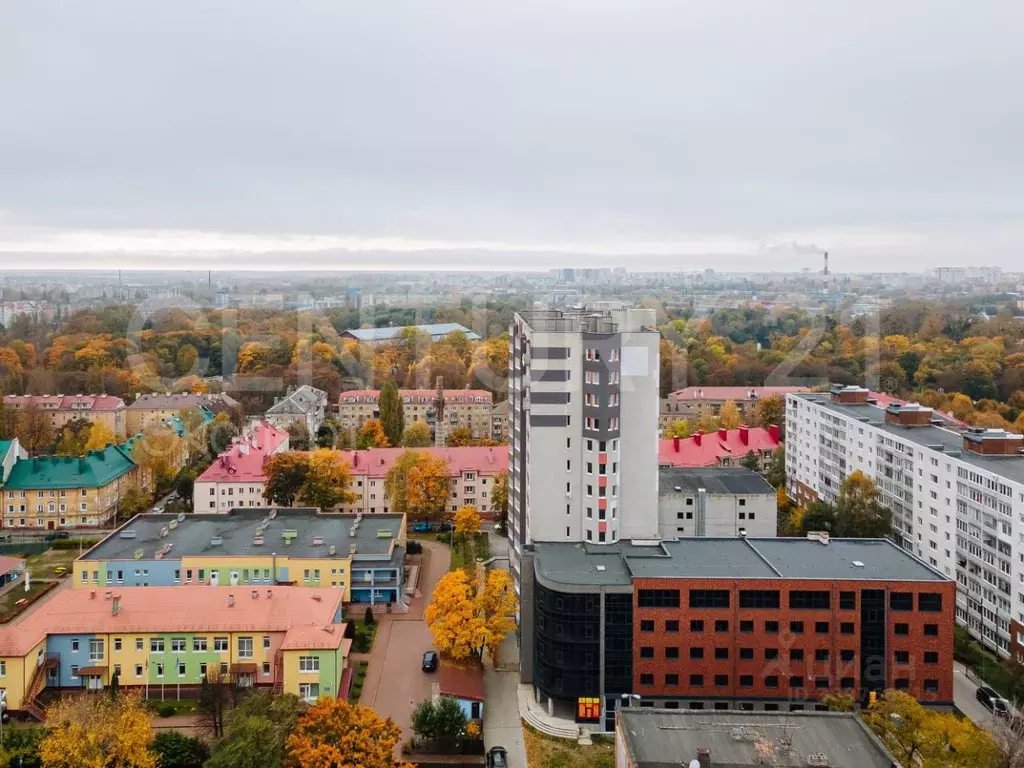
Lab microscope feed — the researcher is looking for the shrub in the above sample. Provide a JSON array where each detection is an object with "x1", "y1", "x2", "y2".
[
  {"x1": 51, "y1": 538, "x2": 100, "y2": 551},
  {"x1": 155, "y1": 701, "x2": 178, "y2": 717},
  {"x1": 364, "y1": 606, "x2": 375, "y2": 626}
]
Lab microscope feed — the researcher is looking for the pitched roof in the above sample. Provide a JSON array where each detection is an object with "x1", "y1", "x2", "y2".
[
  {"x1": 128, "y1": 393, "x2": 237, "y2": 411},
  {"x1": 0, "y1": 556, "x2": 25, "y2": 574},
  {"x1": 0, "y1": 586, "x2": 345, "y2": 656},
  {"x1": 666, "y1": 386, "x2": 809, "y2": 402},
  {"x1": 196, "y1": 422, "x2": 290, "y2": 483},
  {"x1": 340, "y1": 446, "x2": 507, "y2": 477},
  {"x1": 438, "y1": 664, "x2": 485, "y2": 702},
  {"x1": 339, "y1": 389, "x2": 493, "y2": 405},
  {"x1": 4, "y1": 445, "x2": 135, "y2": 490},
  {"x1": 658, "y1": 427, "x2": 780, "y2": 468},
  {"x1": 281, "y1": 625, "x2": 347, "y2": 651},
  {"x1": 3, "y1": 394, "x2": 126, "y2": 412},
  {"x1": 343, "y1": 323, "x2": 481, "y2": 342},
  {"x1": 266, "y1": 385, "x2": 326, "y2": 416},
  {"x1": 658, "y1": 467, "x2": 774, "y2": 496}
]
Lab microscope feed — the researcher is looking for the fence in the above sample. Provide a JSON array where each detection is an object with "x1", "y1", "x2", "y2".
[{"x1": 0, "y1": 542, "x2": 48, "y2": 557}]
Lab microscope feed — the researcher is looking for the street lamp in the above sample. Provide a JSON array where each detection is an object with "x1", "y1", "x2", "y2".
[{"x1": 621, "y1": 693, "x2": 641, "y2": 708}]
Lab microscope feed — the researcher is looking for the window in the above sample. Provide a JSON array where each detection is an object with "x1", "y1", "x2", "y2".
[
  {"x1": 841, "y1": 677, "x2": 855, "y2": 689},
  {"x1": 214, "y1": 637, "x2": 229, "y2": 652},
  {"x1": 765, "y1": 648, "x2": 779, "y2": 660},
  {"x1": 924, "y1": 624, "x2": 939, "y2": 637},
  {"x1": 924, "y1": 679, "x2": 939, "y2": 693},
  {"x1": 114, "y1": 638, "x2": 122, "y2": 652},
  {"x1": 815, "y1": 677, "x2": 829, "y2": 689},
  {"x1": 790, "y1": 649, "x2": 804, "y2": 661},
  {"x1": 136, "y1": 639, "x2": 144, "y2": 652},
  {"x1": 178, "y1": 662, "x2": 186, "y2": 677},
  {"x1": 765, "y1": 675, "x2": 778, "y2": 688},
  {"x1": 193, "y1": 637, "x2": 208, "y2": 652},
  {"x1": 714, "y1": 675, "x2": 728, "y2": 687},
  {"x1": 665, "y1": 620, "x2": 679, "y2": 632},
  {"x1": 690, "y1": 619, "x2": 704, "y2": 632},
  {"x1": 689, "y1": 589, "x2": 730, "y2": 609},
  {"x1": 690, "y1": 647, "x2": 704, "y2": 659},
  {"x1": 815, "y1": 621, "x2": 829, "y2": 634},
  {"x1": 839, "y1": 591, "x2": 856, "y2": 610},
  {"x1": 739, "y1": 620, "x2": 753, "y2": 633},
  {"x1": 689, "y1": 674, "x2": 704, "y2": 686},
  {"x1": 714, "y1": 647, "x2": 728, "y2": 660},
  {"x1": 790, "y1": 676, "x2": 804, "y2": 688},
  {"x1": 790, "y1": 621, "x2": 804, "y2": 634},
  {"x1": 894, "y1": 651, "x2": 910, "y2": 664},
  {"x1": 135, "y1": 664, "x2": 143, "y2": 678},
  {"x1": 171, "y1": 638, "x2": 186, "y2": 652},
  {"x1": 150, "y1": 638, "x2": 164, "y2": 653},
  {"x1": 840, "y1": 649, "x2": 855, "y2": 662},
  {"x1": 765, "y1": 621, "x2": 779, "y2": 634},
  {"x1": 815, "y1": 649, "x2": 829, "y2": 662},
  {"x1": 200, "y1": 663, "x2": 208, "y2": 678},
  {"x1": 924, "y1": 651, "x2": 938, "y2": 664},
  {"x1": 639, "y1": 673, "x2": 654, "y2": 686},
  {"x1": 299, "y1": 682, "x2": 320, "y2": 702},
  {"x1": 638, "y1": 589, "x2": 680, "y2": 608},
  {"x1": 156, "y1": 663, "x2": 164, "y2": 678},
  {"x1": 714, "y1": 620, "x2": 729, "y2": 633},
  {"x1": 263, "y1": 661, "x2": 271, "y2": 676},
  {"x1": 299, "y1": 656, "x2": 320, "y2": 673},
  {"x1": 739, "y1": 590, "x2": 780, "y2": 609},
  {"x1": 789, "y1": 591, "x2": 830, "y2": 610},
  {"x1": 71, "y1": 639, "x2": 80, "y2": 653},
  {"x1": 740, "y1": 647, "x2": 754, "y2": 660},
  {"x1": 665, "y1": 647, "x2": 679, "y2": 659},
  {"x1": 665, "y1": 673, "x2": 679, "y2": 686},
  {"x1": 890, "y1": 592, "x2": 913, "y2": 611},
  {"x1": 918, "y1": 593, "x2": 943, "y2": 612},
  {"x1": 840, "y1": 622, "x2": 854, "y2": 635},
  {"x1": 894, "y1": 678, "x2": 910, "y2": 690},
  {"x1": 89, "y1": 638, "x2": 104, "y2": 661},
  {"x1": 237, "y1": 637, "x2": 253, "y2": 659},
  {"x1": 640, "y1": 647, "x2": 654, "y2": 659},
  {"x1": 263, "y1": 636, "x2": 271, "y2": 649},
  {"x1": 640, "y1": 620, "x2": 655, "y2": 632},
  {"x1": 895, "y1": 623, "x2": 909, "y2": 636}
]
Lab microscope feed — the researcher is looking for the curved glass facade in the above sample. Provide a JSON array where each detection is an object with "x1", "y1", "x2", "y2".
[{"x1": 534, "y1": 583, "x2": 601, "y2": 701}]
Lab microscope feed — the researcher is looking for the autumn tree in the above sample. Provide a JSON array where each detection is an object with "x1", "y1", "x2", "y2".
[
  {"x1": 718, "y1": 399, "x2": 742, "y2": 429},
  {"x1": 287, "y1": 421, "x2": 311, "y2": 451},
  {"x1": 765, "y1": 446, "x2": 786, "y2": 489},
  {"x1": 130, "y1": 425, "x2": 183, "y2": 486},
  {"x1": 835, "y1": 471, "x2": 892, "y2": 537},
  {"x1": 297, "y1": 449, "x2": 357, "y2": 509},
  {"x1": 425, "y1": 568, "x2": 518, "y2": 664},
  {"x1": 401, "y1": 420, "x2": 431, "y2": 447},
  {"x1": 85, "y1": 420, "x2": 117, "y2": 450},
  {"x1": 39, "y1": 691, "x2": 157, "y2": 768},
  {"x1": 446, "y1": 426, "x2": 475, "y2": 447},
  {"x1": 378, "y1": 380, "x2": 405, "y2": 447},
  {"x1": 54, "y1": 425, "x2": 87, "y2": 457},
  {"x1": 285, "y1": 698, "x2": 413, "y2": 768},
  {"x1": 263, "y1": 451, "x2": 312, "y2": 507},
  {"x1": 411, "y1": 696, "x2": 470, "y2": 752},
  {"x1": 665, "y1": 419, "x2": 692, "y2": 438},
  {"x1": 755, "y1": 396, "x2": 783, "y2": 431},
  {"x1": 696, "y1": 403, "x2": 717, "y2": 433},
  {"x1": 237, "y1": 341, "x2": 273, "y2": 373},
  {"x1": 16, "y1": 403, "x2": 54, "y2": 455},
  {"x1": 385, "y1": 450, "x2": 451, "y2": 522},
  {"x1": 454, "y1": 504, "x2": 481, "y2": 562},
  {"x1": 151, "y1": 731, "x2": 210, "y2": 768},
  {"x1": 356, "y1": 418, "x2": 390, "y2": 449},
  {"x1": 478, "y1": 568, "x2": 517, "y2": 664},
  {"x1": 740, "y1": 450, "x2": 760, "y2": 472},
  {"x1": 206, "y1": 691, "x2": 305, "y2": 768},
  {"x1": 491, "y1": 470, "x2": 509, "y2": 534},
  {"x1": 117, "y1": 485, "x2": 151, "y2": 523}
]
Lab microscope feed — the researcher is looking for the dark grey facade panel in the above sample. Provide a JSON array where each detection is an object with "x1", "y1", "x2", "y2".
[
  {"x1": 530, "y1": 414, "x2": 570, "y2": 427},
  {"x1": 531, "y1": 369, "x2": 569, "y2": 382},
  {"x1": 531, "y1": 391, "x2": 570, "y2": 405},
  {"x1": 533, "y1": 347, "x2": 569, "y2": 360}
]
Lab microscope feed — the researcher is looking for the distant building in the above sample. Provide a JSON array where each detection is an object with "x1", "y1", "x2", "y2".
[
  {"x1": 0, "y1": 438, "x2": 27, "y2": 482},
  {"x1": 337, "y1": 389, "x2": 493, "y2": 441},
  {"x1": 615, "y1": 709, "x2": 900, "y2": 768},
  {"x1": 127, "y1": 393, "x2": 239, "y2": 434},
  {"x1": 193, "y1": 421, "x2": 291, "y2": 512},
  {"x1": 490, "y1": 400, "x2": 509, "y2": 444},
  {"x1": 4, "y1": 394, "x2": 128, "y2": 439},
  {"x1": 264, "y1": 385, "x2": 328, "y2": 437},
  {"x1": 658, "y1": 467, "x2": 776, "y2": 538},
  {"x1": 660, "y1": 386, "x2": 808, "y2": 430},
  {"x1": 658, "y1": 427, "x2": 781, "y2": 471},
  {"x1": 340, "y1": 323, "x2": 481, "y2": 347}
]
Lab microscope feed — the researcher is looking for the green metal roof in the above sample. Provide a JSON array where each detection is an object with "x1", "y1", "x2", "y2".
[
  {"x1": 4, "y1": 445, "x2": 136, "y2": 490},
  {"x1": 0, "y1": 441, "x2": 14, "y2": 460}
]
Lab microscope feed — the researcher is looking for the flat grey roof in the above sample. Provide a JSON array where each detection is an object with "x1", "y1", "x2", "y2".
[
  {"x1": 82, "y1": 509, "x2": 405, "y2": 563},
  {"x1": 794, "y1": 393, "x2": 1024, "y2": 485},
  {"x1": 658, "y1": 466, "x2": 774, "y2": 496},
  {"x1": 534, "y1": 536, "x2": 948, "y2": 587},
  {"x1": 618, "y1": 709, "x2": 898, "y2": 768}
]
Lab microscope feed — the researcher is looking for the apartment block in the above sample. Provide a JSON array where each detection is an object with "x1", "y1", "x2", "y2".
[
  {"x1": 508, "y1": 304, "x2": 660, "y2": 597},
  {"x1": 3, "y1": 394, "x2": 127, "y2": 439},
  {"x1": 522, "y1": 536, "x2": 953, "y2": 732},
  {"x1": 0, "y1": 586, "x2": 349, "y2": 716},
  {"x1": 264, "y1": 385, "x2": 328, "y2": 437},
  {"x1": 337, "y1": 389, "x2": 494, "y2": 440},
  {"x1": 660, "y1": 386, "x2": 808, "y2": 430},
  {"x1": 193, "y1": 421, "x2": 290, "y2": 512},
  {"x1": 126, "y1": 393, "x2": 239, "y2": 434},
  {"x1": 657, "y1": 467, "x2": 776, "y2": 538},
  {"x1": 786, "y1": 386, "x2": 1024, "y2": 658},
  {"x1": 74, "y1": 509, "x2": 406, "y2": 606},
  {"x1": 658, "y1": 426, "x2": 781, "y2": 472}
]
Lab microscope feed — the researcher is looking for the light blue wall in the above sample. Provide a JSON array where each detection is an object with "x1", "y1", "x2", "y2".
[
  {"x1": 105, "y1": 559, "x2": 181, "y2": 586},
  {"x1": 47, "y1": 633, "x2": 98, "y2": 684},
  {"x1": 447, "y1": 696, "x2": 484, "y2": 721}
]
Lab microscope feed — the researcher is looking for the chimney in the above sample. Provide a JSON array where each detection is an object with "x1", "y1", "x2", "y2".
[
  {"x1": 739, "y1": 425, "x2": 749, "y2": 445},
  {"x1": 697, "y1": 748, "x2": 711, "y2": 768},
  {"x1": 227, "y1": 594, "x2": 235, "y2": 607},
  {"x1": 885, "y1": 403, "x2": 933, "y2": 427},
  {"x1": 963, "y1": 427, "x2": 1024, "y2": 456},
  {"x1": 768, "y1": 424, "x2": 780, "y2": 443},
  {"x1": 353, "y1": 453, "x2": 359, "y2": 468},
  {"x1": 830, "y1": 385, "x2": 869, "y2": 404},
  {"x1": 693, "y1": 431, "x2": 702, "y2": 447},
  {"x1": 112, "y1": 595, "x2": 122, "y2": 615},
  {"x1": 718, "y1": 427, "x2": 727, "y2": 441},
  {"x1": 673, "y1": 436, "x2": 680, "y2": 452}
]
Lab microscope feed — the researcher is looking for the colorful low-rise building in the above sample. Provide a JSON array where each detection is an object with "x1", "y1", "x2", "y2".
[
  {"x1": 1, "y1": 445, "x2": 137, "y2": 529},
  {"x1": 0, "y1": 585, "x2": 349, "y2": 715},
  {"x1": 74, "y1": 508, "x2": 407, "y2": 605}
]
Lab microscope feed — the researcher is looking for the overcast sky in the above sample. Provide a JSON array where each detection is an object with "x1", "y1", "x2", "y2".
[{"x1": 1, "y1": 0, "x2": 1022, "y2": 272}]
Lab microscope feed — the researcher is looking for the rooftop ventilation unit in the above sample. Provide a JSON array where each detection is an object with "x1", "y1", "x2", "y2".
[
  {"x1": 268, "y1": 509, "x2": 277, "y2": 519},
  {"x1": 312, "y1": 537, "x2": 325, "y2": 547},
  {"x1": 377, "y1": 529, "x2": 391, "y2": 539},
  {"x1": 119, "y1": 530, "x2": 137, "y2": 539},
  {"x1": 253, "y1": 536, "x2": 264, "y2": 546},
  {"x1": 133, "y1": 548, "x2": 144, "y2": 560},
  {"x1": 159, "y1": 526, "x2": 169, "y2": 538},
  {"x1": 328, "y1": 545, "x2": 336, "y2": 556},
  {"x1": 168, "y1": 519, "x2": 178, "y2": 530},
  {"x1": 210, "y1": 536, "x2": 223, "y2": 546},
  {"x1": 349, "y1": 544, "x2": 357, "y2": 555},
  {"x1": 852, "y1": 560, "x2": 865, "y2": 567},
  {"x1": 177, "y1": 513, "x2": 186, "y2": 523}
]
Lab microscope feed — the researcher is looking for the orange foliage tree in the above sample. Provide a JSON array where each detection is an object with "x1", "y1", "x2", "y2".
[{"x1": 284, "y1": 698, "x2": 414, "y2": 768}]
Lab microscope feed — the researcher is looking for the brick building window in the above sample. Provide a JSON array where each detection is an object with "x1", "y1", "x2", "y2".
[
  {"x1": 895, "y1": 623, "x2": 909, "y2": 636},
  {"x1": 714, "y1": 675, "x2": 728, "y2": 687},
  {"x1": 790, "y1": 676, "x2": 804, "y2": 688},
  {"x1": 924, "y1": 651, "x2": 939, "y2": 664},
  {"x1": 640, "y1": 647, "x2": 654, "y2": 659},
  {"x1": 739, "y1": 590, "x2": 780, "y2": 609},
  {"x1": 924, "y1": 624, "x2": 939, "y2": 636},
  {"x1": 665, "y1": 673, "x2": 679, "y2": 686},
  {"x1": 765, "y1": 621, "x2": 779, "y2": 634},
  {"x1": 840, "y1": 622, "x2": 854, "y2": 634},
  {"x1": 690, "y1": 620, "x2": 704, "y2": 632},
  {"x1": 666, "y1": 647, "x2": 679, "y2": 659},
  {"x1": 790, "y1": 591, "x2": 830, "y2": 610},
  {"x1": 815, "y1": 677, "x2": 829, "y2": 689},
  {"x1": 894, "y1": 678, "x2": 910, "y2": 690},
  {"x1": 638, "y1": 589, "x2": 680, "y2": 608},
  {"x1": 715, "y1": 648, "x2": 728, "y2": 660},
  {"x1": 690, "y1": 648, "x2": 704, "y2": 659},
  {"x1": 689, "y1": 590, "x2": 730, "y2": 609},
  {"x1": 714, "y1": 620, "x2": 729, "y2": 633},
  {"x1": 765, "y1": 676, "x2": 778, "y2": 688},
  {"x1": 640, "y1": 620, "x2": 654, "y2": 632},
  {"x1": 918, "y1": 593, "x2": 943, "y2": 612},
  {"x1": 689, "y1": 674, "x2": 703, "y2": 686},
  {"x1": 790, "y1": 649, "x2": 804, "y2": 661},
  {"x1": 665, "y1": 620, "x2": 679, "y2": 632},
  {"x1": 924, "y1": 679, "x2": 939, "y2": 692},
  {"x1": 815, "y1": 621, "x2": 829, "y2": 634},
  {"x1": 739, "y1": 675, "x2": 754, "y2": 687},
  {"x1": 640, "y1": 674, "x2": 654, "y2": 686},
  {"x1": 815, "y1": 649, "x2": 829, "y2": 662},
  {"x1": 840, "y1": 650, "x2": 855, "y2": 662},
  {"x1": 765, "y1": 648, "x2": 779, "y2": 660},
  {"x1": 839, "y1": 591, "x2": 856, "y2": 610},
  {"x1": 894, "y1": 651, "x2": 910, "y2": 664},
  {"x1": 740, "y1": 620, "x2": 754, "y2": 633},
  {"x1": 841, "y1": 677, "x2": 855, "y2": 689},
  {"x1": 740, "y1": 648, "x2": 754, "y2": 660},
  {"x1": 790, "y1": 621, "x2": 804, "y2": 634},
  {"x1": 890, "y1": 592, "x2": 913, "y2": 611}
]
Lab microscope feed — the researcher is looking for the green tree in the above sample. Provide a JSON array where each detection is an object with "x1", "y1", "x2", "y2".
[
  {"x1": 401, "y1": 420, "x2": 431, "y2": 447},
  {"x1": 263, "y1": 452, "x2": 312, "y2": 507},
  {"x1": 297, "y1": 449, "x2": 357, "y2": 510},
  {"x1": 0, "y1": 724, "x2": 45, "y2": 768},
  {"x1": 411, "y1": 696, "x2": 469, "y2": 751},
  {"x1": 151, "y1": 731, "x2": 209, "y2": 768},
  {"x1": 765, "y1": 446, "x2": 786, "y2": 488},
  {"x1": 740, "y1": 450, "x2": 760, "y2": 472},
  {"x1": 378, "y1": 380, "x2": 405, "y2": 447},
  {"x1": 206, "y1": 691, "x2": 305, "y2": 768},
  {"x1": 835, "y1": 471, "x2": 892, "y2": 538},
  {"x1": 117, "y1": 485, "x2": 151, "y2": 523}
]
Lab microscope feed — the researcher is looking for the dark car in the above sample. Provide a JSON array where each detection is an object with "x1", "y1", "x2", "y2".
[
  {"x1": 422, "y1": 651, "x2": 439, "y2": 673},
  {"x1": 44, "y1": 531, "x2": 70, "y2": 542},
  {"x1": 486, "y1": 747, "x2": 508, "y2": 768},
  {"x1": 977, "y1": 685, "x2": 1010, "y2": 717}
]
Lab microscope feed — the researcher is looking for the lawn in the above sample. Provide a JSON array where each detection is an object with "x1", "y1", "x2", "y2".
[
  {"x1": 0, "y1": 578, "x2": 57, "y2": 621},
  {"x1": 24, "y1": 547, "x2": 79, "y2": 579},
  {"x1": 449, "y1": 532, "x2": 491, "y2": 573},
  {"x1": 523, "y1": 723, "x2": 614, "y2": 768}
]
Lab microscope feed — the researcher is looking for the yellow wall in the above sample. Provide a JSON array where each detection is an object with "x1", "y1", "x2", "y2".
[
  {"x1": 1, "y1": 638, "x2": 47, "y2": 711},
  {"x1": 3, "y1": 477, "x2": 126, "y2": 529}
]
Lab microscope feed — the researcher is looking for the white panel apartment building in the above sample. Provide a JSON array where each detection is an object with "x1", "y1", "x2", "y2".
[
  {"x1": 787, "y1": 385, "x2": 1024, "y2": 658},
  {"x1": 507, "y1": 304, "x2": 660, "y2": 595}
]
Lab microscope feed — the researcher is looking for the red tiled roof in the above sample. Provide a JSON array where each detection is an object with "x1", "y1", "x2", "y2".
[
  {"x1": 438, "y1": 663, "x2": 485, "y2": 702},
  {"x1": 3, "y1": 394, "x2": 126, "y2": 411},
  {"x1": 0, "y1": 586, "x2": 345, "y2": 656},
  {"x1": 340, "y1": 446, "x2": 507, "y2": 477},
  {"x1": 0, "y1": 556, "x2": 25, "y2": 574},
  {"x1": 281, "y1": 625, "x2": 348, "y2": 651},
  {"x1": 658, "y1": 426, "x2": 781, "y2": 468},
  {"x1": 667, "y1": 386, "x2": 809, "y2": 402},
  {"x1": 339, "y1": 389, "x2": 493, "y2": 405},
  {"x1": 196, "y1": 422, "x2": 290, "y2": 483}
]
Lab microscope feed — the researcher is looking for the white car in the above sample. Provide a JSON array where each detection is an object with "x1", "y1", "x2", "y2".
[{"x1": 153, "y1": 506, "x2": 164, "y2": 514}]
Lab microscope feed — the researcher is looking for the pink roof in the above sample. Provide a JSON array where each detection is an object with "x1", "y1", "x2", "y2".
[
  {"x1": 3, "y1": 394, "x2": 126, "y2": 412},
  {"x1": 438, "y1": 663, "x2": 485, "y2": 702},
  {"x1": 196, "y1": 421, "x2": 290, "y2": 483},
  {"x1": 0, "y1": 586, "x2": 344, "y2": 656},
  {"x1": 667, "y1": 386, "x2": 809, "y2": 402},
  {"x1": 281, "y1": 625, "x2": 348, "y2": 651},
  {"x1": 0, "y1": 556, "x2": 25, "y2": 574},
  {"x1": 658, "y1": 426, "x2": 781, "y2": 468},
  {"x1": 340, "y1": 446, "x2": 507, "y2": 477},
  {"x1": 339, "y1": 389, "x2": 493, "y2": 405}
]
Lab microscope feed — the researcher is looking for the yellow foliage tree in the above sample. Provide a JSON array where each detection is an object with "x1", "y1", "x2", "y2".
[
  {"x1": 478, "y1": 568, "x2": 517, "y2": 664},
  {"x1": 425, "y1": 569, "x2": 487, "y2": 662},
  {"x1": 237, "y1": 341, "x2": 273, "y2": 373},
  {"x1": 297, "y1": 449, "x2": 357, "y2": 510},
  {"x1": 387, "y1": 450, "x2": 451, "y2": 521},
  {"x1": 130, "y1": 425, "x2": 183, "y2": 483},
  {"x1": 401, "y1": 420, "x2": 431, "y2": 447},
  {"x1": 40, "y1": 692, "x2": 157, "y2": 768},
  {"x1": 665, "y1": 419, "x2": 691, "y2": 438},
  {"x1": 454, "y1": 505, "x2": 481, "y2": 537},
  {"x1": 356, "y1": 418, "x2": 390, "y2": 449},
  {"x1": 285, "y1": 698, "x2": 414, "y2": 768},
  {"x1": 717, "y1": 399, "x2": 742, "y2": 429},
  {"x1": 696, "y1": 404, "x2": 718, "y2": 433}
]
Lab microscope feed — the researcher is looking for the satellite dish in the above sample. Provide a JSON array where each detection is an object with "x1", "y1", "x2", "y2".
[{"x1": 689, "y1": 761, "x2": 701, "y2": 768}]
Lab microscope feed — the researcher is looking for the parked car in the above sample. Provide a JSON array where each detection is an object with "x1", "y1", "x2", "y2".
[
  {"x1": 152, "y1": 506, "x2": 164, "y2": 514},
  {"x1": 53, "y1": 566, "x2": 68, "y2": 577},
  {"x1": 411, "y1": 521, "x2": 433, "y2": 533},
  {"x1": 977, "y1": 685, "x2": 1010, "y2": 717},
  {"x1": 44, "y1": 531, "x2": 70, "y2": 542},
  {"x1": 486, "y1": 746, "x2": 508, "y2": 768},
  {"x1": 422, "y1": 651, "x2": 439, "y2": 673}
]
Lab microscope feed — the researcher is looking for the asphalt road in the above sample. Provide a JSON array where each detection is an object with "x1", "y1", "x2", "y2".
[{"x1": 952, "y1": 662, "x2": 1018, "y2": 734}]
